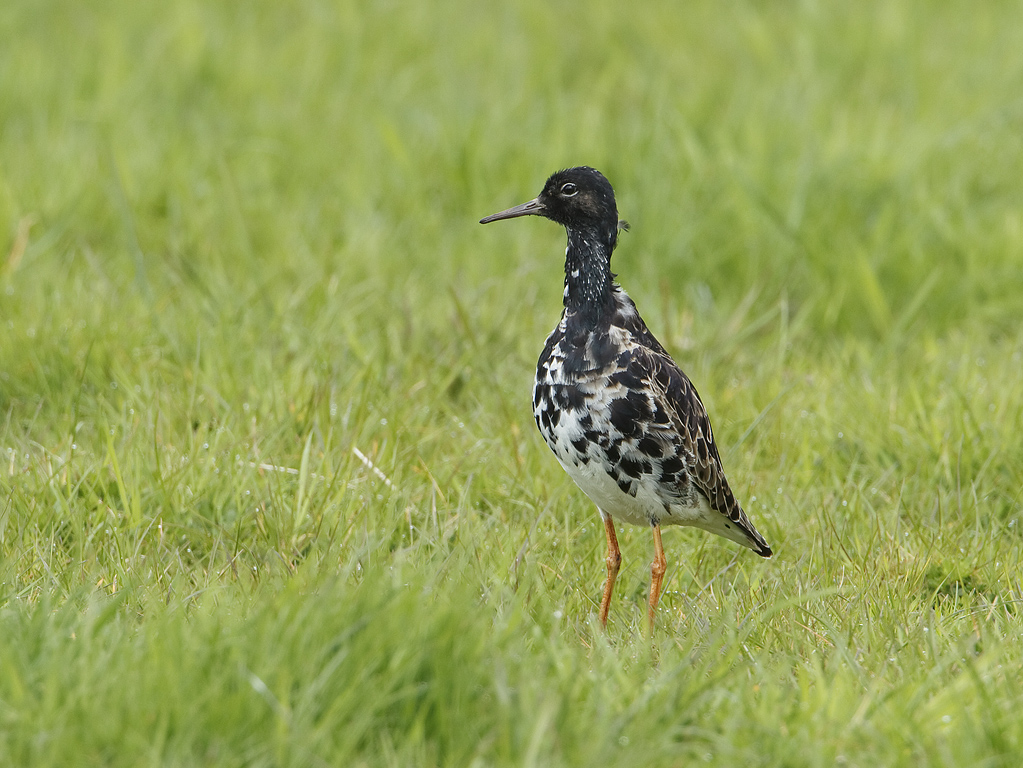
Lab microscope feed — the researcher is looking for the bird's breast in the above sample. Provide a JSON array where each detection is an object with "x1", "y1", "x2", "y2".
[{"x1": 532, "y1": 333, "x2": 703, "y2": 526}]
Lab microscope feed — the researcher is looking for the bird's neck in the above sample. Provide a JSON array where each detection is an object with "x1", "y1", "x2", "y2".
[{"x1": 563, "y1": 223, "x2": 618, "y2": 327}]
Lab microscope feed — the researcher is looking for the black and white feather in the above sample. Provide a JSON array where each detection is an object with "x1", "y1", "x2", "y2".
[{"x1": 482, "y1": 167, "x2": 771, "y2": 558}]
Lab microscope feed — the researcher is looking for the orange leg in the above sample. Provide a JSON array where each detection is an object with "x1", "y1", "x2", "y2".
[
  {"x1": 599, "y1": 513, "x2": 622, "y2": 628},
  {"x1": 648, "y1": 524, "x2": 667, "y2": 632}
]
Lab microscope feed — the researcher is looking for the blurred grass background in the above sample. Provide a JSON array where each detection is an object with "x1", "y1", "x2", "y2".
[{"x1": 2, "y1": 0, "x2": 1023, "y2": 765}]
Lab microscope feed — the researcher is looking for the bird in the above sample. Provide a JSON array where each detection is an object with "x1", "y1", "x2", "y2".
[{"x1": 480, "y1": 166, "x2": 772, "y2": 630}]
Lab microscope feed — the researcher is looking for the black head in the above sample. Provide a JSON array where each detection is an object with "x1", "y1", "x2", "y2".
[{"x1": 480, "y1": 167, "x2": 628, "y2": 232}]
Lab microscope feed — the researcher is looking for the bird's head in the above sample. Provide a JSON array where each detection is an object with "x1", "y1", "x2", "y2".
[{"x1": 480, "y1": 167, "x2": 629, "y2": 233}]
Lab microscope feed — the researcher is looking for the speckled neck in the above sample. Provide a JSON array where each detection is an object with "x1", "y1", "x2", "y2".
[{"x1": 563, "y1": 223, "x2": 619, "y2": 327}]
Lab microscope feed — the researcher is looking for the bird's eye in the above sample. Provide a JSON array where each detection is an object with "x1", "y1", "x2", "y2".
[{"x1": 560, "y1": 183, "x2": 578, "y2": 197}]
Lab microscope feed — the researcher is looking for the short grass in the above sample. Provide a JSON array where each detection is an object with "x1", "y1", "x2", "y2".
[{"x1": 2, "y1": 0, "x2": 1023, "y2": 765}]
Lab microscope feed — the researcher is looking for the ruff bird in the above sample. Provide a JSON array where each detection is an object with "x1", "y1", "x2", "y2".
[{"x1": 480, "y1": 166, "x2": 771, "y2": 630}]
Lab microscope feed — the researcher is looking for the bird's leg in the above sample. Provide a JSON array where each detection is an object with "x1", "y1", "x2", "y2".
[
  {"x1": 648, "y1": 524, "x2": 667, "y2": 632},
  {"x1": 599, "y1": 512, "x2": 621, "y2": 628}
]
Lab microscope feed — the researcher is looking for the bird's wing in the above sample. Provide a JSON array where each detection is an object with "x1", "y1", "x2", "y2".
[{"x1": 623, "y1": 342, "x2": 773, "y2": 557}]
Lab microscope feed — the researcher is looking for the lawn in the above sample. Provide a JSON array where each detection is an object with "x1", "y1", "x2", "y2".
[{"x1": 2, "y1": 0, "x2": 1023, "y2": 765}]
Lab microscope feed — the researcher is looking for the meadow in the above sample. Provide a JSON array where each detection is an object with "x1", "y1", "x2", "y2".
[{"x1": 2, "y1": 0, "x2": 1023, "y2": 765}]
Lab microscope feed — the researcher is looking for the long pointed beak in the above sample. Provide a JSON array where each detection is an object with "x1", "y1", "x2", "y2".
[{"x1": 479, "y1": 197, "x2": 545, "y2": 224}]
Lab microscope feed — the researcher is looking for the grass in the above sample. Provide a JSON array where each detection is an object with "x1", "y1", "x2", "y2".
[{"x1": 2, "y1": 0, "x2": 1023, "y2": 764}]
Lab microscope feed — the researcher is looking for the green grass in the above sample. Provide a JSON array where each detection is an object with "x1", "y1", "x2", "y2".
[{"x1": 2, "y1": 0, "x2": 1023, "y2": 764}]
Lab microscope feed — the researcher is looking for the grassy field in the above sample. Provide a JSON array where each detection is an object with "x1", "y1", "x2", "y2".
[{"x1": 3, "y1": 0, "x2": 1023, "y2": 765}]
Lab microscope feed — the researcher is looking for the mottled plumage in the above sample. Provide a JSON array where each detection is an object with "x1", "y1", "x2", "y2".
[{"x1": 481, "y1": 166, "x2": 771, "y2": 629}]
